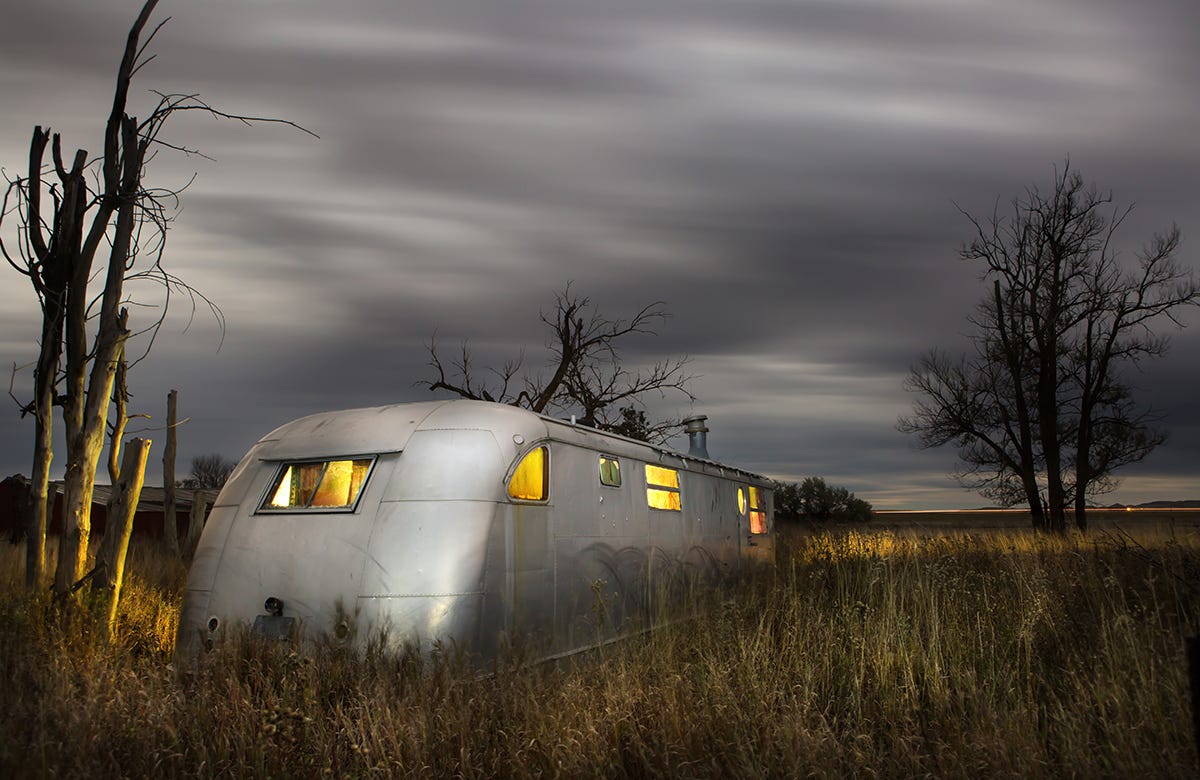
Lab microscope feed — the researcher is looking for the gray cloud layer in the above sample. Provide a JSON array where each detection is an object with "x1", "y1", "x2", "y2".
[{"x1": 1, "y1": 0, "x2": 1197, "y2": 508}]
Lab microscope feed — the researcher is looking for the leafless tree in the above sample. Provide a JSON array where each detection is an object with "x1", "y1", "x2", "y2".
[
  {"x1": 183, "y1": 453, "x2": 237, "y2": 490},
  {"x1": 1, "y1": 0, "x2": 312, "y2": 592},
  {"x1": 901, "y1": 164, "x2": 1197, "y2": 531},
  {"x1": 423, "y1": 285, "x2": 695, "y2": 443}
]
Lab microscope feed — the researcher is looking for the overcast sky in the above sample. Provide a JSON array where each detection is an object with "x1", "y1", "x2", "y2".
[{"x1": 1, "y1": 0, "x2": 1197, "y2": 509}]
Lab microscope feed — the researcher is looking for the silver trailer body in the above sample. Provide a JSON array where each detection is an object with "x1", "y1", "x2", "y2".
[{"x1": 176, "y1": 400, "x2": 774, "y2": 661}]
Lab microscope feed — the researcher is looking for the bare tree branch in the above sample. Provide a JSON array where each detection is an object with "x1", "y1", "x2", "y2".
[{"x1": 421, "y1": 284, "x2": 695, "y2": 440}]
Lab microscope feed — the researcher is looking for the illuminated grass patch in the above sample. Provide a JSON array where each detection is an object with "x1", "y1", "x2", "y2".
[{"x1": 0, "y1": 526, "x2": 1196, "y2": 777}]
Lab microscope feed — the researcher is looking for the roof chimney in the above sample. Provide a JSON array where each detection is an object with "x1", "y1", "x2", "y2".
[{"x1": 682, "y1": 414, "x2": 710, "y2": 459}]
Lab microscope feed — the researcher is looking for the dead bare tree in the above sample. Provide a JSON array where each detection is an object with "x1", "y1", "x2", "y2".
[
  {"x1": 901, "y1": 164, "x2": 1198, "y2": 531},
  {"x1": 423, "y1": 285, "x2": 695, "y2": 443},
  {"x1": 1, "y1": 0, "x2": 313, "y2": 593}
]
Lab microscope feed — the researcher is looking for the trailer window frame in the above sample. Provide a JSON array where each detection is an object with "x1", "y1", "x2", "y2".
[
  {"x1": 645, "y1": 464, "x2": 681, "y2": 511},
  {"x1": 256, "y1": 455, "x2": 378, "y2": 514},
  {"x1": 599, "y1": 455, "x2": 622, "y2": 488},
  {"x1": 748, "y1": 485, "x2": 768, "y2": 534},
  {"x1": 506, "y1": 444, "x2": 550, "y2": 503}
]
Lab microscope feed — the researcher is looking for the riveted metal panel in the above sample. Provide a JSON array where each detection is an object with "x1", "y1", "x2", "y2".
[
  {"x1": 360, "y1": 499, "x2": 493, "y2": 598},
  {"x1": 255, "y1": 402, "x2": 445, "y2": 461},
  {"x1": 381, "y1": 429, "x2": 503, "y2": 503},
  {"x1": 194, "y1": 453, "x2": 396, "y2": 647}
]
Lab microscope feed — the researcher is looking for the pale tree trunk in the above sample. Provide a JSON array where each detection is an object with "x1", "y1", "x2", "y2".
[
  {"x1": 28, "y1": 286, "x2": 64, "y2": 587},
  {"x1": 163, "y1": 389, "x2": 179, "y2": 556},
  {"x1": 185, "y1": 489, "x2": 207, "y2": 559},
  {"x1": 50, "y1": 0, "x2": 158, "y2": 595},
  {"x1": 107, "y1": 355, "x2": 129, "y2": 486},
  {"x1": 22, "y1": 129, "x2": 78, "y2": 591},
  {"x1": 11, "y1": 0, "x2": 301, "y2": 594},
  {"x1": 92, "y1": 437, "x2": 151, "y2": 639},
  {"x1": 55, "y1": 312, "x2": 130, "y2": 595},
  {"x1": 27, "y1": 391, "x2": 53, "y2": 589}
]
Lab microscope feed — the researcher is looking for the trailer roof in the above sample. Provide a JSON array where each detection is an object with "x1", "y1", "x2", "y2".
[{"x1": 252, "y1": 400, "x2": 770, "y2": 485}]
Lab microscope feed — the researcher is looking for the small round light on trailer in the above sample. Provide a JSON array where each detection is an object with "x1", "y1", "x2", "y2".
[
  {"x1": 334, "y1": 621, "x2": 350, "y2": 640},
  {"x1": 264, "y1": 596, "x2": 284, "y2": 617},
  {"x1": 207, "y1": 616, "x2": 220, "y2": 632}
]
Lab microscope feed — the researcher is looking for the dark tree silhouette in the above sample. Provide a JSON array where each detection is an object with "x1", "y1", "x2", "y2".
[
  {"x1": 424, "y1": 285, "x2": 694, "y2": 443},
  {"x1": 900, "y1": 164, "x2": 1197, "y2": 531},
  {"x1": 181, "y1": 453, "x2": 237, "y2": 490},
  {"x1": 773, "y1": 478, "x2": 873, "y2": 523}
]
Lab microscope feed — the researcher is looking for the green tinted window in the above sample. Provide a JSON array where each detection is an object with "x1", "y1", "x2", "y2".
[{"x1": 599, "y1": 456, "x2": 621, "y2": 487}]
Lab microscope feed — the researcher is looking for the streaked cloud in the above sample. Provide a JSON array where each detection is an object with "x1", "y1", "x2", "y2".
[{"x1": 0, "y1": 0, "x2": 1196, "y2": 508}]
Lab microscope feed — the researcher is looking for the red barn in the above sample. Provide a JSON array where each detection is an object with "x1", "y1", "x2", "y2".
[{"x1": 1, "y1": 474, "x2": 217, "y2": 543}]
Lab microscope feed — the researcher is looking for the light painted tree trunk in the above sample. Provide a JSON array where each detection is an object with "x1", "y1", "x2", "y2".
[
  {"x1": 92, "y1": 437, "x2": 152, "y2": 638},
  {"x1": 54, "y1": 302, "x2": 130, "y2": 596},
  {"x1": 8, "y1": 0, "x2": 298, "y2": 595},
  {"x1": 27, "y1": 398, "x2": 53, "y2": 589},
  {"x1": 163, "y1": 389, "x2": 179, "y2": 556},
  {"x1": 21, "y1": 129, "x2": 78, "y2": 591},
  {"x1": 51, "y1": 26, "x2": 153, "y2": 595}
]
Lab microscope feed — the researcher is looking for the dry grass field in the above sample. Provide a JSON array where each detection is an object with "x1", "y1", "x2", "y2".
[{"x1": 2, "y1": 520, "x2": 1199, "y2": 778}]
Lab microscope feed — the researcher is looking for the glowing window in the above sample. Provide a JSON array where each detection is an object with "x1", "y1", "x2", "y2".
[
  {"x1": 737, "y1": 487, "x2": 747, "y2": 514},
  {"x1": 508, "y1": 446, "x2": 548, "y2": 501},
  {"x1": 645, "y1": 465, "x2": 679, "y2": 489},
  {"x1": 645, "y1": 464, "x2": 681, "y2": 511},
  {"x1": 261, "y1": 458, "x2": 374, "y2": 512},
  {"x1": 599, "y1": 456, "x2": 621, "y2": 487},
  {"x1": 749, "y1": 486, "x2": 767, "y2": 534}
]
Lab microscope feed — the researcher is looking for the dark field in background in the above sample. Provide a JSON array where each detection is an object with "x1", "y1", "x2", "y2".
[{"x1": 872, "y1": 507, "x2": 1200, "y2": 533}]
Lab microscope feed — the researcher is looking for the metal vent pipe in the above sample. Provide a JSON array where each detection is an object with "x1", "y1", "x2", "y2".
[{"x1": 682, "y1": 414, "x2": 710, "y2": 459}]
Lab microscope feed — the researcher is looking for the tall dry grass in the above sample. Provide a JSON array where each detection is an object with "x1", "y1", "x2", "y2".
[{"x1": 1, "y1": 525, "x2": 1197, "y2": 778}]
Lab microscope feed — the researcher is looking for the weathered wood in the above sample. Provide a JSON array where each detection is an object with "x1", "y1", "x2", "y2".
[
  {"x1": 107, "y1": 356, "x2": 129, "y2": 486},
  {"x1": 185, "y1": 489, "x2": 207, "y2": 559},
  {"x1": 163, "y1": 389, "x2": 179, "y2": 555},
  {"x1": 93, "y1": 437, "x2": 152, "y2": 638}
]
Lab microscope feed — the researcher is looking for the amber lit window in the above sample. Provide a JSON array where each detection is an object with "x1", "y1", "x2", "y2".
[
  {"x1": 599, "y1": 456, "x2": 621, "y2": 487},
  {"x1": 508, "y1": 446, "x2": 549, "y2": 501},
  {"x1": 749, "y1": 486, "x2": 767, "y2": 534},
  {"x1": 261, "y1": 458, "x2": 374, "y2": 512},
  {"x1": 645, "y1": 464, "x2": 681, "y2": 511},
  {"x1": 737, "y1": 487, "x2": 747, "y2": 514}
]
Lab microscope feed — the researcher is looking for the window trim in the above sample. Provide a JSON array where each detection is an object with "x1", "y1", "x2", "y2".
[
  {"x1": 256, "y1": 455, "x2": 378, "y2": 514},
  {"x1": 599, "y1": 454, "x2": 622, "y2": 488},
  {"x1": 748, "y1": 484, "x2": 768, "y2": 534},
  {"x1": 644, "y1": 463, "x2": 682, "y2": 512},
  {"x1": 505, "y1": 444, "x2": 551, "y2": 504}
]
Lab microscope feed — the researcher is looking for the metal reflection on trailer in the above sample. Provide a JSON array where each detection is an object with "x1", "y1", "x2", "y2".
[{"x1": 175, "y1": 400, "x2": 774, "y2": 662}]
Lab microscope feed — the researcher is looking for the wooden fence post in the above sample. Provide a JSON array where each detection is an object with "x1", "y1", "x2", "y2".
[{"x1": 163, "y1": 389, "x2": 179, "y2": 555}]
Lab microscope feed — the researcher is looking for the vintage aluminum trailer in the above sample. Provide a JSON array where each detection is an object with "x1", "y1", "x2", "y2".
[{"x1": 175, "y1": 399, "x2": 773, "y2": 662}]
